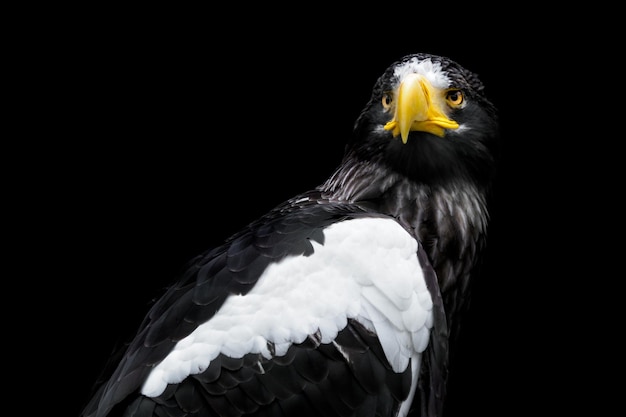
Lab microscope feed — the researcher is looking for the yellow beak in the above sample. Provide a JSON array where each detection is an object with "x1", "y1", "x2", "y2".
[{"x1": 383, "y1": 73, "x2": 459, "y2": 144}]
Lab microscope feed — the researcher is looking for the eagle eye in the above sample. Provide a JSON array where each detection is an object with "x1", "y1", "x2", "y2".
[
  {"x1": 382, "y1": 92, "x2": 393, "y2": 110},
  {"x1": 445, "y1": 89, "x2": 465, "y2": 108},
  {"x1": 446, "y1": 89, "x2": 464, "y2": 107}
]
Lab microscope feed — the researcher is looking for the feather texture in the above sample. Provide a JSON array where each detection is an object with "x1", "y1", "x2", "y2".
[{"x1": 81, "y1": 52, "x2": 498, "y2": 417}]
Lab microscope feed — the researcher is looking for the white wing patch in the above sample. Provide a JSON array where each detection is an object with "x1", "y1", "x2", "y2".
[{"x1": 142, "y1": 217, "x2": 434, "y2": 397}]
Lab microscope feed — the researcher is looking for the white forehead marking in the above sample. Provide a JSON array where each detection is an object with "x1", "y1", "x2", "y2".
[{"x1": 393, "y1": 57, "x2": 451, "y2": 89}]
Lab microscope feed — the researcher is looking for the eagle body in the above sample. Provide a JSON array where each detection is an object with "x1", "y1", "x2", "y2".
[{"x1": 81, "y1": 53, "x2": 498, "y2": 417}]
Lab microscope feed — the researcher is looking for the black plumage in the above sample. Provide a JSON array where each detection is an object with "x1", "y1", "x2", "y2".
[{"x1": 80, "y1": 52, "x2": 499, "y2": 417}]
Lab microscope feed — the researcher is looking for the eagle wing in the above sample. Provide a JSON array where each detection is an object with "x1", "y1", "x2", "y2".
[{"x1": 81, "y1": 194, "x2": 445, "y2": 417}]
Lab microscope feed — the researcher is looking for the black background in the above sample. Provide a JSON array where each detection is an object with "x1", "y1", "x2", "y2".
[{"x1": 23, "y1": 9, "x2": 577, "y2": 416}]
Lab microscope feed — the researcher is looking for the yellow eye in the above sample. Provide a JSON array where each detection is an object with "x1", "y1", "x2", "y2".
[
  {"x1": 382, "y1": 92, "x2": 393, "y2": 110},
  {"x1": 445, "y1": 89, "x2": 464, "y2": 107}
]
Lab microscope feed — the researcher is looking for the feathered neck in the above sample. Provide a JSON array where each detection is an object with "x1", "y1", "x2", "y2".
[{"x1": 318, "y1": 151, "x2": 490, "y2": 288}]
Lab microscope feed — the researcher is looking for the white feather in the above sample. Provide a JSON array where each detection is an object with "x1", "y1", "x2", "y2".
[
  {"x1": 393, "y1": 56, "x2": 452, "y2": 89},
  {"x1": 141, "y1": 217, "x2": 434, "y2": 397}
]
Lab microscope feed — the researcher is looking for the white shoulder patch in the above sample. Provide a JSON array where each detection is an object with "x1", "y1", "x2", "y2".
[{"x1": 142, "y1": 217, "x2": 434, "y2": 397}]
